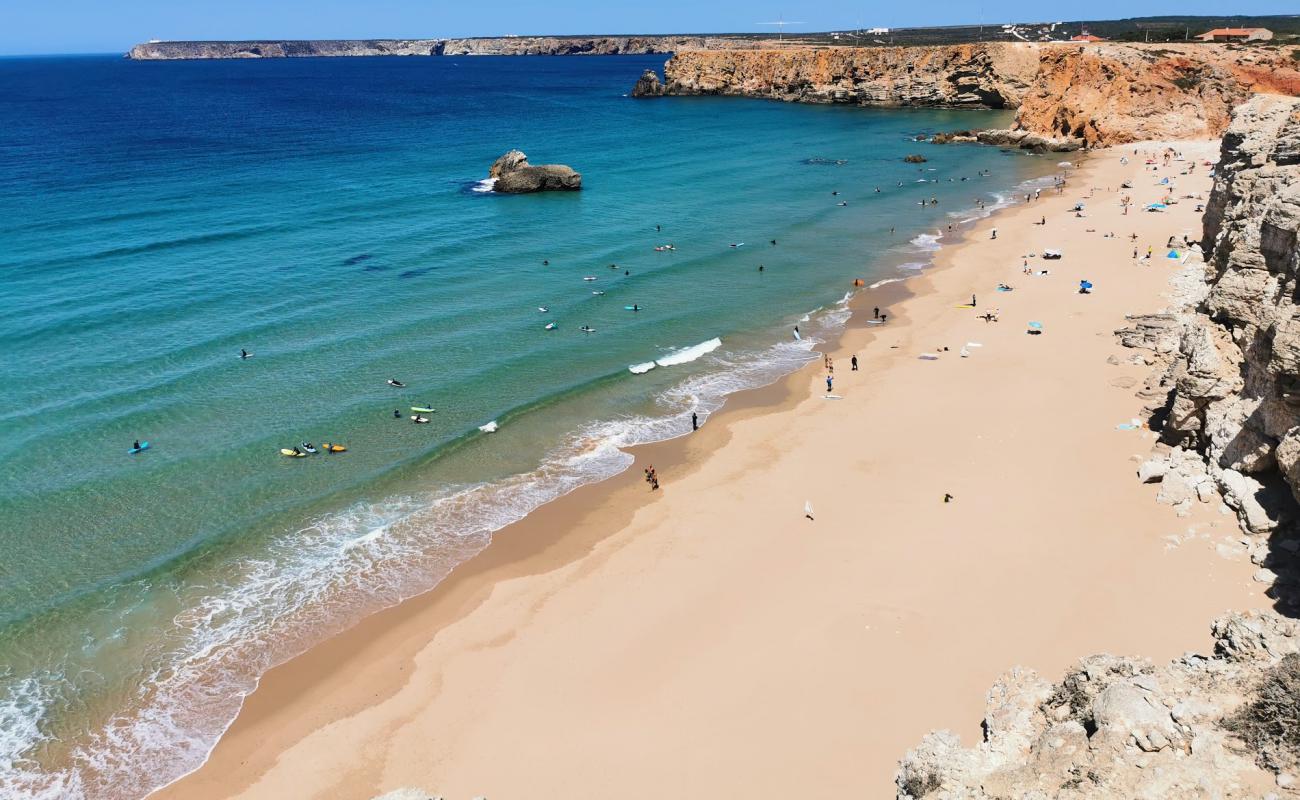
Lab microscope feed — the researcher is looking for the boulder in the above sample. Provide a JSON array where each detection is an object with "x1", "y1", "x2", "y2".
[
  {"x1": 631, "y1": 68, "x2": 664, "y2": 97},
  {"x1": 903, "y1": 154, "x2": 928, "y2": 163},
  {"x1": 488, "y1": 150, "x2": 581, "y2": 193}
]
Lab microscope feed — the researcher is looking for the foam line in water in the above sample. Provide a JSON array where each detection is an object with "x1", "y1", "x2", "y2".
[
  {"x1": 628, "y1": 361, "x2": 656, "y2": 375},
  {"x1": 655, "y1": 337, "x2": 721, "y2": 367}
]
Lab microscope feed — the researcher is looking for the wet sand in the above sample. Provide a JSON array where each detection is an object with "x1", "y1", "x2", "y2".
[{"x1": 153, "y1": 140, "x2": 1266, "y2": 800}]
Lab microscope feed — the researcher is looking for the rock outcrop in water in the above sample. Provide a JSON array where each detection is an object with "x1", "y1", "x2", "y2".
[
  {"x1": 649, "y1": 42, "x2": 1300, "y2": 147},
  {"x1": 898, "y1": 94, "x2": 1300, "y2": 800},
  {"x1": 488, "y1": 150, "x2": 581, "y2": 193},
  {"x1": 631, "y1": 68, "x2": 665, "y2": 97}
]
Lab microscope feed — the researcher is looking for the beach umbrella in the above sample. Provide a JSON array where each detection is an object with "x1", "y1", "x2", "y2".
[
  {"x1": 1028, "y1": 321, "x2": 1043, "y2": 329},
  {"x1": 1167, "y1": 250, "x2": 1180, "y2": 259},
  {"x1": 1080, "y1": 280, "x2": 1093, "y2": 290},
  {"x1": 1057, "y1": 161, "x2": 1073, "y2": 168}
]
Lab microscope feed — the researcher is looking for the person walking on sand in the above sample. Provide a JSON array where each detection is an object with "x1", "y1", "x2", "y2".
[
  {"x1": 971, "y1": 294, "x2": 977, "y2": 307},
  {"x1": 873, "y1": 306, "x2": 879, "y2": 319},
  {"x1": 990, "y1": 228, "x2": 997, "y2": 240},
  {"x1": 692, "y1": 411, "x2": 698, "y2": 431},
  {"x1": 851, "y1": 355, "x2": 858, "y2": 371},
  {"x1": 826, "y1": 375, "x2": 833, "y2": 393}
]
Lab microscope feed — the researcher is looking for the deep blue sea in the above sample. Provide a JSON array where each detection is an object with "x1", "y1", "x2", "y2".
[{"x1": 0, "y1": 53, "x2": 1054, "y2": 798}]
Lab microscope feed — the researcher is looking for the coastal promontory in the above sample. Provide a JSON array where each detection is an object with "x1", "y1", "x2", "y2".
[{"x1": 488, "y1": 150, "x2": 581, "y2": 193}]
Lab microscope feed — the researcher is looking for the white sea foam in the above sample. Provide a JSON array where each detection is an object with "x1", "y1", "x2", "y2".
[
  {"x1": 655, "y1": 337, "x2": 721, "y2": 367},
  {"x1": 470, "y1": 178, "x2": 496, "y2": 193},
  {"x1": 628, "y1": 361, "x2": 657, "y2": 374},
  {"x1": 910, "y1": 232, "x2": 942, "y2": 252},
  {"x1": 869, "y1": 277, "x2": 906, "y2": 289}
]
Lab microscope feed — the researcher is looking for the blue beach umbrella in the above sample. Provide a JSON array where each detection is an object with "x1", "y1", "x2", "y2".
[{"x1": 1167, "y1": 250, "x2": 1180, "y2": 259}]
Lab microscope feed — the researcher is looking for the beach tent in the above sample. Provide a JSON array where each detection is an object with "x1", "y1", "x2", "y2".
[
  {"x1": 1146, "y1": 203, "x2": 1167, "y2": 212},
  {"x1": 1159, "y1": 177, "x2": 1170, "y2": 184},
  {"x1": 1080, "y1": 280, "x2": 1094, "y2": 290},
  {"x1": 1167, "y1": 250, "x2": 1180, "y2": 259}
]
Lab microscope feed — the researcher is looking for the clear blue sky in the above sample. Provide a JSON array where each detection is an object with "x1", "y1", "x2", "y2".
[{"x1": 2, "y1": 0, "x2": 1295, "y2": 55}]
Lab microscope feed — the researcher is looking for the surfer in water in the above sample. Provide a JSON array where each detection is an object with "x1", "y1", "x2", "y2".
[
  {"x1": 393, "y1": 410, "x2": 401, "y2": 419},
  {"x1": 632, "y1": 304, "x2": 639, "y2": 312},
  {"x1": 240, "y1": 349, "x2": 250, "y2": 359},
  {"x1": 387, "y1": 379, "x2": 405, "y2": 388},
  {"x1": 133, "y1": 440, "x2": 141, "y2": 451}
]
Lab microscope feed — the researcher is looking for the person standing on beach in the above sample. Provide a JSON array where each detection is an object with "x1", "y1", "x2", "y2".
[
  {"x1": 971, "y1": 294, "x2": 977, "y2": 307},
  {"x1": 826, "y1": 375, "x2": 833, "y2": 393},
  {"x1": 692, "y1": 412, "x2": 698, "y2": 431},
  {"x1": 851, "y1": 355, "x2": 858, "y2": 371},
  {"x1": 873, "y1": 306, "x2": 879, "y2": 319}
]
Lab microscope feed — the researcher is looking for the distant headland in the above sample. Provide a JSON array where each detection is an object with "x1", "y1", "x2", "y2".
[{"x1": 125, "y1": 15, "x2": 1300, "y2": 60}]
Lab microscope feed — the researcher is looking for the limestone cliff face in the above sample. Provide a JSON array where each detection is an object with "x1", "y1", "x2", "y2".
[
  {"x1": 126, "y1": 40, "x2": 444, "y2": 59},
  {"x1": 125, "y1": 36, "x2": 755, "y2": 60},
  {"x1": 655, "y1": 43, "x2": 1300, "y2": 146},
  {"x1": 896, "y1": 612, "x2": 1299, "y2": 799},
  {"x1": 1016, "y1": 43, "x2": 1300, "y2": 145},
  {"x1": 896, "y1": 95, "x2": 1300, "y2": 800},
  {"x1": 1129, "y1": 95, "x2": 1300, "y2": 538},
  {"x1": 661, "y1": 43, "x2": 1041, "y2": 109}
]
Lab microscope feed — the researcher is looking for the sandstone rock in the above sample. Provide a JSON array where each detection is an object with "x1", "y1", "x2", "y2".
[
  {"x1": 488, "y1": 150, "x2": 581, "y2": 193},
  {"x1": 903, "y1": 154, "x2": 927, "y2": 163},
  {"x1": 630, "y1": 68, "x2": 664, "y2": 97},
  {"x1": 662, "y1": 43, "x2": 1041, "y2": 109}
]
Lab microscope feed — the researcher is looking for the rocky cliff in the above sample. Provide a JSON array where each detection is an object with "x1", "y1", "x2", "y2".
[
  {"x1": 1016, "y1": 43, "x2": 1300, "y2": 145},
  {"x1": 125, "y1": 36, "x2": 755, "y2": 60},
  {"x1": 652, "y1": 43, "x2": 1300, "y2": 146},
  {"x1": 897, "y1": 94, "x2": 1300, "y2": 800},
  {"x1": 897, "y1": 611, "x2": 1300, "y2": 799},
  {"x1": 659, "y1": 43, "x2": 1042, "y2": 109}
]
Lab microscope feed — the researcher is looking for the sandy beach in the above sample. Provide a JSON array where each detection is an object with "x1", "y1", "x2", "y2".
[{"x1": 154, "y1": 139, "x2": 1268, "y2": 800}]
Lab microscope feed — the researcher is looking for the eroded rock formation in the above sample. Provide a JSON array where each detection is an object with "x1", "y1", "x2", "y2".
[
  {"x1": 1120, "y1": 96, "x2": 1300, "y2": 543},
  {"x1": 488, "y1": 150, "x2": 581, "y2": 193},
  {"x1": 650, "y1": 43, "x2": 1300, "y2": 147},
  {"x1": 897, "y1": 611, "x2": 1299, "y2": 799},
  {"x1": 631, "y1": 68, "x2": 665, "y2": 97},
  {"x1": 659, "y1": 44, "x2": 1042, "y2": 109}
]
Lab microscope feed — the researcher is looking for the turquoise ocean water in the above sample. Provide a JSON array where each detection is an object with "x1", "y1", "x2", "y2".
[{"x1": 0, "y1": 53, "x2": 1055, "y2": 797}]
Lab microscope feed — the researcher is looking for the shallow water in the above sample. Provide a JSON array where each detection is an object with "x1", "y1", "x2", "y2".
[{"x1": 0, "y1": 53, "x2": 1055, "y2": 798}]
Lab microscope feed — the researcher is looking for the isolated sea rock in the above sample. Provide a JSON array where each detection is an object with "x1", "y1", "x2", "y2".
[
  {"x1": 631, "y1": 68, "x2": 664, "y2": 97},
  {"x1": 903, "y1": 154, "x2": 927, "y2": 163},
  {"x1": 488, "y1": 150, "x2": 581, "y2": 193}
]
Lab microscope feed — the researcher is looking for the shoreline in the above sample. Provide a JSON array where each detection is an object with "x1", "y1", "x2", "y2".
[{"x1": 154, "y1": 140, "x2": 1267, "y2": 799}]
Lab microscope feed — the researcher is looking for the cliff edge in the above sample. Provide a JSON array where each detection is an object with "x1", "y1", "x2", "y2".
[
  {"x1": 899, "y1": 94, "x2": 1300, "y2": 799},
  {"x1": 651, "y1": 43, "x2": 1300, "y2": 147}
]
